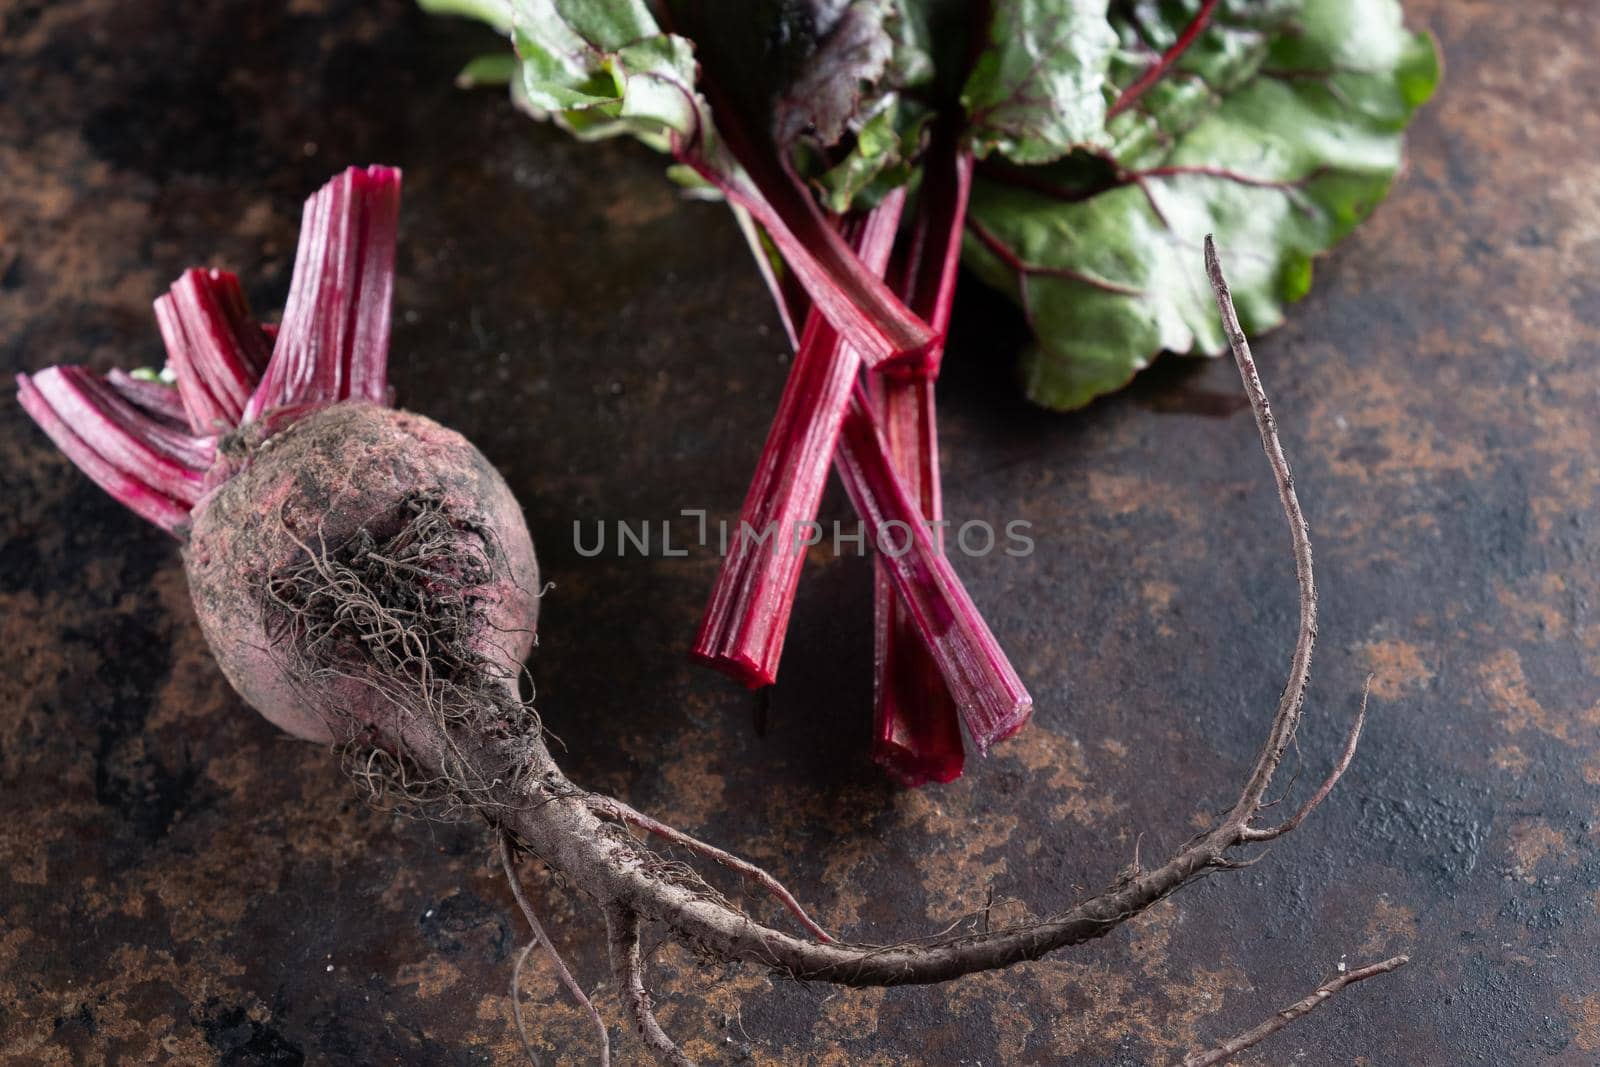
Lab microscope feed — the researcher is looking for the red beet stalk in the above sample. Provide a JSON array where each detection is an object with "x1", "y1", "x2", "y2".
[
  {"x1": 835, "y1": 381, "x2": 1032, "y2": 753},
  {"x1": 245, "y1": 164, "x2": 400, "y2": 421},
  {"x1": 870, "y1": 132, "x2": 974, "y2": 784},
  {"x1": 705, "y1": 133, "x2": 1027, "y2": 766},
  {"x1": 16, "y1": 365, "x2": 212, "y2": 534},
  {"x1": 693, "y1": 190, "x2": 908, "y2": 686},
  {"x1": 676, "y1": 147, "x2": 934, "y2": 368},
  {"x1": 654, "y1": 0, "x2": 935, "y2": 372},
  {"x1": 867, "y1": 373, "x2": 964, "y2": 780},
  {"x1": 728, "y1": 204, "x2": 807, "y2": 352},
  {"x1": 154, "y1": 269, "x2": 273, "y2": 434}
]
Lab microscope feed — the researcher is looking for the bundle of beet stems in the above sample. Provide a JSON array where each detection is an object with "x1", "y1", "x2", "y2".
[
  {"x1": 693, "y1": 122, "x2": 993, "y2": 785},
  {"x1": 17, "y1": 168, "x2": 1404, "y2": 1065}
]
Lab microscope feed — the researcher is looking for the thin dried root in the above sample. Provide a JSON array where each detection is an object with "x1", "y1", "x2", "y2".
[
  {"x1": 499, "y1": 834, "x2": 611, "y2": 1067},
  {"x1": 589, "y1": 795, "x2": 834, "y2": 942},
  {"x1": 607, "y1": 905, "x2": 695, "y2": 1067},
  {"x1": 1242, "y1": 683, "x2": 1368, "y2": 843},
  {"x1": 1204, "y1": 232, "x2": 1318, "y2": 835},
  {"x1": 1180, "y1": 955, "x2": 1410, "y2": 1067}
]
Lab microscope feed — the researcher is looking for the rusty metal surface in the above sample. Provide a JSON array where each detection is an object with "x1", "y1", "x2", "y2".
[{"x1": 0, "y1": 1, "x2": 1594, "y2": 1063}]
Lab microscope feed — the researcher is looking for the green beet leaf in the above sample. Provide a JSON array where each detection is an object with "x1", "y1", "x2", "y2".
[
  {"x1": 483, "y1": 0, "x2": 714, "y2": 154},
  {"x1": 1102, "y1": 0, "x2": 1302, "y2": 166},
  {"x1": 961, "y1": 0, "x2": 1119, "y2": 165},
  {"x1": 961, "y1": 0, "x2": 1439, "y2": 410}
]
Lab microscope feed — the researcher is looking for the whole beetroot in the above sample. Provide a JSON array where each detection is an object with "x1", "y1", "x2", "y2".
[
  {"x1": 18, "y1": 169, "x2": 1379, "y2": 1065},
  {"x1": 187, "y1": 402, "x2": 539, "y2": 746},
  {"x1": 19, "y1": 168, "x2": 538, "y2": 753}
]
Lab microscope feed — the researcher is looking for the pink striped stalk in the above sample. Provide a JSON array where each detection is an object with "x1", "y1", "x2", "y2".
[
  {"x1": 244, "y1": 165, "x2": 399, "y2": 421},
  {"x1": 693, "y1": 189, "x2": 908, "y2": 687},
  {"x1": 676, "y1": 149, "x2": 933, "y2": 369},
  {"x1": 870, "y1": 135, "x2": 974, "y2": 784},
  {"x1": 105, "y1": 367, "x2": 193, "y2": 427},
  {"x1": 17, "y1": 366, "x2": 211, "y2": 533},
  {"x1": 707, "y1": 134, "x2": 1030, "y2": 769},
  {"x1": 868, "y1": 365, "x2": 964, "y2": 782},
  {"x1": 835, "y1": 381, "x2": 1032, "y2": 753},
  {"x1": 154, "y1": 268, "x2": 273, "y2": 434}
]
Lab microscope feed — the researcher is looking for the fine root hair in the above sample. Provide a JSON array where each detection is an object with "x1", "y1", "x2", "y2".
[{"x1": 263, "y1": 490, "x2": 543, "y2": 817}]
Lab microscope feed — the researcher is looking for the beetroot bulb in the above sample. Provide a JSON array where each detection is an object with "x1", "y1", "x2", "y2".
[{"x1": 17, "y1": 168, "x2": 1366, "y2": 1065}]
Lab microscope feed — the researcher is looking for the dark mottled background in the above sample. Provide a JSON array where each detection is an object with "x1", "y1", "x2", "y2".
[{"x1": 1, "y1": 1, "x2": 1595, "y2": 1063}]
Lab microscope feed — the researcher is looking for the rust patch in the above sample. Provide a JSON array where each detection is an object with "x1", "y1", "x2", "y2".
[
  {"x1": 1506, "y1": 819, "x2": 1573, "y2": 882},
  {"x1": 1562, "y1": 993, "x2": 1600, "y2": 1053},
  {"x1": 1360, "y1": 637, "x2": 1436, "y2": 701}
]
